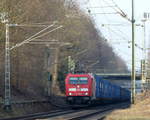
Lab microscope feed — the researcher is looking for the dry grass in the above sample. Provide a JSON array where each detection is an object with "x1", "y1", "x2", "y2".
[
  {"x1": 105, "y1": 92, "x2": 150, "y2": 120},
  {"x1": 0, "y1": 103, "x2": 58, "y2": 119}
]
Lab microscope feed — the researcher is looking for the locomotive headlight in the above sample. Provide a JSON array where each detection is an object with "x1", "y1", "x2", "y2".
[
  {"x1": 85, "y1": 92, "x2": 88, "y2": 95},
  {"x1": 69, "y1": 88, "x2": 76, "y2": 91},
  {"x1": 69, "y1": 93, "x2": 72, "y2": 95},
  {"x1": 80, "y1": 88, "x2": 88, "y2": 91}
]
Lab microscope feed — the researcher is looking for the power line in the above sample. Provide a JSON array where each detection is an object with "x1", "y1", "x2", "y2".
[
  {"x1": 102, "y1": 25, "x2": 130, "y2": 42},
  {"x1": 87, "y1": 5, "x2": 116, "y2": 9},
  {"x1": 90, "y1": 12, "x2": 118, "y2": 15},
  {"x1": 88, "y1": 0, "x2": 144, "y2": 69},
  {"x1": 92, "y1": 3, "x2": 131, "y2": 42},
  {"x1": 90, "y1": 0, "x2": 132, "y2": 45},
  {"x1": 87, "y1": 1, "x2": 133, "y2": 58},
  {"x1": 102, "y1": 25, "x2": 144, "y2": 51},
  {"x1": 103, "y1": 0, "x2": 131, "y2": 22},
  {"x1": 87, "y1": 0, "x2": 131, "y2": 42},
  {"x1": 10, "y1": 25, "x2": 63, "y2": 50}
]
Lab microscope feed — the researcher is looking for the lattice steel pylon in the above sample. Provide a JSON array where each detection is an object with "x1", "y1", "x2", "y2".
[{"x1": 4, "y1": 24, "x2": 11, "y2": 110}]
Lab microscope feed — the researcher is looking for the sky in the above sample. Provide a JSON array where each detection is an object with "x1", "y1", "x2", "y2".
[{"x1": 79, "y1": 0, "x2": 150, "y2": 71}]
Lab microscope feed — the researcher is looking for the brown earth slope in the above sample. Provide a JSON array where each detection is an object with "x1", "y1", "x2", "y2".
[{"x1": 105, "y1": 92, "x2": 150, "y2": 120}]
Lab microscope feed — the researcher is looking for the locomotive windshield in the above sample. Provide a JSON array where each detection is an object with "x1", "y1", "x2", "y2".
[{"x1": 69, "y1": 77, "x2": 88, "y2": 84}]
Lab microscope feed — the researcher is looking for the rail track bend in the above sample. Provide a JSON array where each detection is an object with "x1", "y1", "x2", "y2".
[{"x1": 0, "y1": 102, "x2": 130, "y2": 120}]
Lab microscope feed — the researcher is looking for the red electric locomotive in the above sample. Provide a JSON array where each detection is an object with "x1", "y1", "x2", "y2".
[
  {"x1": 65, "y1": 73, "x2": 130, "y2": 106},
  {"x1": 65, "y1": 73, "x2": 95, "y2": 105}
]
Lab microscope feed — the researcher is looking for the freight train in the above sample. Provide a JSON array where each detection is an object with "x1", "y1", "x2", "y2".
[{"x1": 65, "y1": 73, "x2": 130, "y2": 105}]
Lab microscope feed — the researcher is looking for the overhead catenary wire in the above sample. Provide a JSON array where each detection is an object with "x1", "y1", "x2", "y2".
[
  {"x1": 88, "y1": 1, "x2": 142, "y2": 64},
  {"x1": 98, "y1": 0, "x2": 115, "y2": 43},
  {"x1": 101, "y1": 23, "x2": 131, "y2": 42},
  {"x1": 90, "y1": 12, "x2": 118, "y2": 15},
  {"x1": 114, "y1": 47, "x2": 143, "y2": 62},
  {"x1": 87, "y1": 0, "x2": 131, "y2": 42},
  {"x1": 87, "y1": 0, "x2": 143, "y2": 71},
  {"x1": 101, "y1": 0, "x2": 144, "y2": 54},
  {"x1": 10, "y1": 25, "x2": 63, "y2": 50},
  {"x1": 87, "y1": 5, "x2": 116, "y2": 9},
  {"x1": 102, "y1": 25, "x2": 130, "y2": 42},
  {"x1": 102, "y1": 25, "x2": 144, "y2": 51},
  {"x1": 92, "y1": 0, "x2": 132, "y2": 44},
  {"x1": 101, "y1": 23, "x2": 131, "y2": 26},
  {"x1": 102, "y1": 0, "x2": 131, "y2": 22},
  {"x1": 95, "y1": 0, "x2": 133, "y2": 45},
  {"x1": 9, "y1": 24, "x2": 53, "y2": 27},
  {"x1": 90, "y1": 1, "x2": 143, "y2": 54},
  {"x1": 9, "y1": 23, "x2": 55, "y2": 49},
  {"x1": 88, "y1": 1, "x2": 134, "y2": 58}
]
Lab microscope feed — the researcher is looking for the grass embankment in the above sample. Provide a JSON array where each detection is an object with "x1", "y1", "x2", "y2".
[{"x1": 105, "y1": 92, "x2": 150, "y2": 120}]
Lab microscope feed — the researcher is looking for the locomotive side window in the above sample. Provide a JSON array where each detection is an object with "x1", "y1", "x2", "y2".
[{"x1": 69, "y1": 77, "x2": 88, "y2": 84}]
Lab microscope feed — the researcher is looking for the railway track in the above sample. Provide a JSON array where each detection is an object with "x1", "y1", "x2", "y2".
[
  {"x1": 39, "y1": 102, "x2": 130, "y2": 120},
  {"x1": 0, "y1": 97, "x2": 69, "y2": 109},
  {"x1": 0, "y1": 100, "x2": 50, "y2": 105},
  {"x1": 0, "y1": 102, "x2": 129, "y2": 120},
  {"x1": 68, "y1": 103, "x2": 129, "y2": 120},
  {"x1": 0, "y1": 109, "x2": 76, "y2": 120}
]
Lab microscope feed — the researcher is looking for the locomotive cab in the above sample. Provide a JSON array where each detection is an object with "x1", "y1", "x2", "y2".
[{"x1": 65, "y1": 74, "x2": 93, "y2": 105}]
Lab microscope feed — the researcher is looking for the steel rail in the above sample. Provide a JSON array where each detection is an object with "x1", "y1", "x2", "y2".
[
  {"x1": 0, "y1": 99, "x2": 50, "y2": 104},
  {"x1": 69, "y1": 103, "x2": 129, "y2": 120},
  {"x1": 41, "y1": 102, "x2": 129, "y2": 120},
  {"x1": 0, "y1": 102, "x2": 129, "y2": 120},
  {"x1": 0, "y1": 109, "x2": 76, "y2": 120}
]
